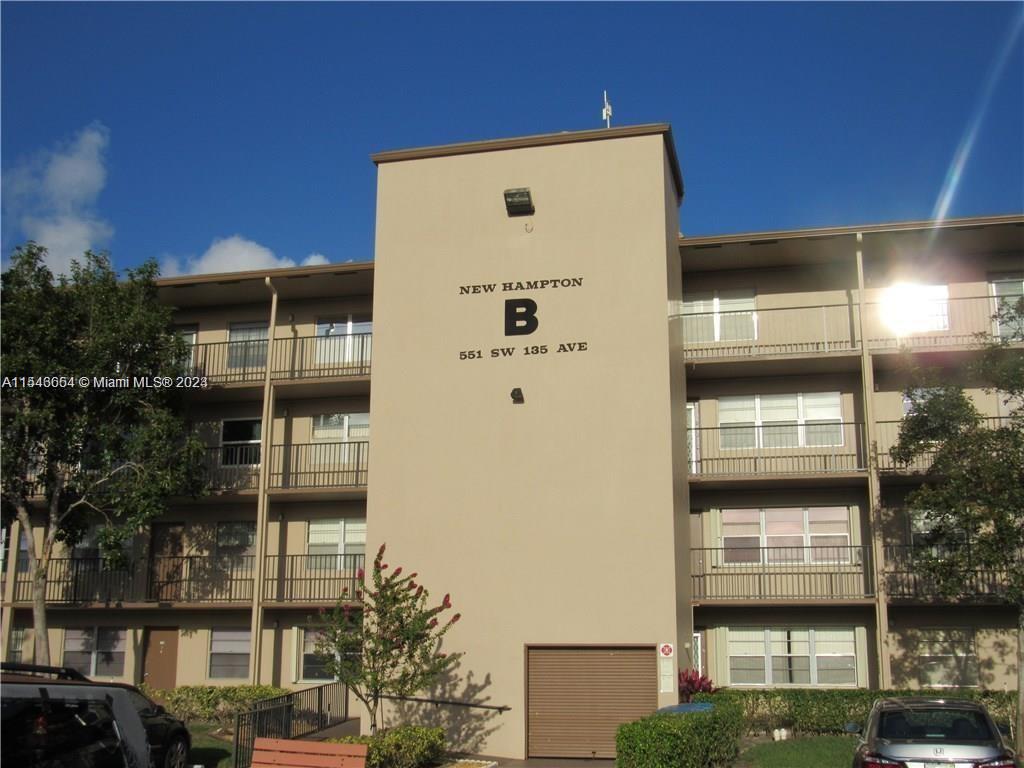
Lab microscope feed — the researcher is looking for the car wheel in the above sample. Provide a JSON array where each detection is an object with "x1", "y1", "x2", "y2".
[{"x1": 163, "y1": 735, "x2": 189, "y2": 768}]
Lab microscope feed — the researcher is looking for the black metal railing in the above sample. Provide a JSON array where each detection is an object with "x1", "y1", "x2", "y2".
[
  {"x1": 271, "y1": 333, "x2": 372, "y2": 380},
  {"x1": 268, "y1": 441, "x2": 369, "y2": 489},
  {"x1": 690, "y1": 545, "x2": 874, "y2": 600},
  {"x1": 187, "y1": 340, "x2": 268, "y2": 384},
  {"x1": 203, "y1": 447, "x2": 261, "y2": 490},
  {"x1": 875, "y1": 416, "x2": 1011, "y2": 473},
  {"x1": 883, "y1": 545, "x2": 1020, "y2": 600},
  {"x1": 147, "y1": 555, "x2": 254, "y2": 602},
  {"x1": 12, "y1": 557, "x2": 134, "y2": 604},
  {"x1": 263, "y1": 554, "x2": 365, "y2": 603},
  {"x1": 233, "y1": 681, "x2": 348, "y2": 768}
]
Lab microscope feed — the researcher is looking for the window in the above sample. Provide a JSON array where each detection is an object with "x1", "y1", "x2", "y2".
[
  {"x1": 176, "y1": 324, "x2": 198, "y2": 370},
  {"x1": 307, "y1": 519, "x2": 366, "y2": 570},
  {"x1": 991, "y1": 274, "x2": 1023, "y2": 339},
  {"x1": 62, "y1": 627, "x2": 126, "y2": 676},
  {"x1": 311, "y1": 413, "x2": 370, "y2": 442},
  {"x1": 917, "y1": 628, "x2": 979, "y2": 687},
  {"x1": 300, "y1": 628, "x2": 332, "y2": 681},
  {"x1": 719, "y1": 392, "x2": 842, "y2": 449},
  {"x1": 682, "y1": 289, "x2": 756, "y2": 342},
  {"x1": 227, "y1": 322, "x2": 268, "y2": 369},
  {"x1": 909, "y1": 510, "x2": 965, "y2": 556},
  {"x1": 721, "y1": 507, "x2": 851, "y2": 564},
  {"x1": 216, "y1": 522, "x2": 256, "y2": 559},
  {"x1": 727, "y1": 627, "x2": 857, "y2": 686},
  {"x1": 7, "y1": 627, "x2": 26, "y2": 663},
  {"x1": 209, "y1": 628, "x2": 250, "y2": 679},
  {"x1": 686, "y1": 402, "x2": 699, "y2": 472},
  {"x1": 315, "y1": 316, "x2": 372, "y2": 366},
  {"x1": 221, "y1": 419, "x2": 261, "y2": 466}
]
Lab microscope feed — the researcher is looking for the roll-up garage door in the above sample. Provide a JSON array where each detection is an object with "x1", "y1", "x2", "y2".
[{"x1": 526, "y1": 646, "x2": 657, "y2": 758}]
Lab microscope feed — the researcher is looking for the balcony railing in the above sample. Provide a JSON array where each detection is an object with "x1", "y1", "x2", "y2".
[
  {"x1": 12, "y1": 557, "x2": 135, "y2": 604},
  {"x1": 865, "y1": 295, "x2": 1013, "y2": 351},
  {"x1": 883, "y1": 545, "x2": 1020, "y2": 600},
  {"x1": 13, "y1": 554, "x2": 365, "y2": 606},
  {"x1": 691, "y1": 545, "x2": 874, "y2": 600},
  {"x1": 263, "y1": 554, "x2": 364, "y2": 602},
  {"x1": 185, "y1": 333, "x2": 372, "y2": 385},
  {"x1": 688, "y1": 422, "x2": 867, "y2": 477},
  {"x1": 682, "y1": 303, "x2": 860, "y2": 360},
  {"x1": 268, "y1": 441, "x2": 369, "y2": 490},
  {"x1": 875, "y1": 417, "x2": 1010, "y2": 474},
  {"x1": 202, "y1": 441, "x2": 369, "y2": 491},
  {"x1": 147, "y1": 555, "x2": 255, "y2": 602},
  {"x1": 271, "y1": 333, "x2": 371, "y2": 381}
]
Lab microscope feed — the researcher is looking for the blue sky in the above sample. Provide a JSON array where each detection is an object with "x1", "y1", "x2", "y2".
[{"x1": 2, "y1": 2, "x2": 1022, "y2": 276}]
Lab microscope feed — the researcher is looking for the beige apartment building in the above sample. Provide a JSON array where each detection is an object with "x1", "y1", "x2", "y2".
[{"x1": 1, "y1": 125, "x2": 1021, "y2": 760}]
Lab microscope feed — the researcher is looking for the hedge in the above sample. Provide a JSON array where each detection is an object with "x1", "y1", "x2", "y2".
[
  {"x1": 693, "y1": 688, "x2": 1017, "y2": 736},
  {"x1": 146, "y1": 684, "x2": 290, "y2": 726},
  {"x1": 616, "y1": 699, "x2": 744, "y2": 768},
  {"x1": 328, "y1": 725, "x2": 445, "y2": 768}
]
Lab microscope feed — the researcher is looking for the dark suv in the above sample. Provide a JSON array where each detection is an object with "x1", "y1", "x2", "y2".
[{"x1": 1, "y1": 664, "x2": 191, "y2": 768}]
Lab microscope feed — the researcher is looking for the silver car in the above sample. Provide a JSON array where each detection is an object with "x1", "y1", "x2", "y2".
[{"x1": 847, "y1": 698, "x2": 1018, "y2": 768}]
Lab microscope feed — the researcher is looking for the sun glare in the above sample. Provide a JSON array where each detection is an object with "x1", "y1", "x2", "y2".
[{"x1": 879, "y1": 283, "x2": 949, "y2": 337}]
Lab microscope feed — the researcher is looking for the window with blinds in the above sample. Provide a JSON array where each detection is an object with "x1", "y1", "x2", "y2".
[
  {"x1": 721, "y1": 507, "x2": 852, "y2": 564},
  {"x1": 917, "y1": 628, "x2": 979, "y2": 687},
  {"x1": 307, "y1": 519, "x2": 366, "y2": 570},
  {"x1": 991, "y1": 274, "x2": 1023, "y2": 340},
  {"x1": 209, "y1": 628, "x2": 250, "y2": 679},
  {"x1": 718, "y1": 392, "x2": 842, "y2": 449},
  {"x1": 727, "y1": 627, "x2": 857, "y2": 686},
  {"x1": 63, "y1": 627, "x2": 126, "y2": 677}
]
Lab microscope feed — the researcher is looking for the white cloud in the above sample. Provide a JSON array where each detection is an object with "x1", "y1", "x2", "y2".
[
  {"x1": 2, "y1": 123, "x2": 113, "y2": 274},
  {"x1": 160, "y1": 235, "x2": 331, "y2": 277}
]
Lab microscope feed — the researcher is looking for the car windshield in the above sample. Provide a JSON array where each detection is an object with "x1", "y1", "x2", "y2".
[{"x1": 878, "y1": 708, "x2": 994, "y2": 742}]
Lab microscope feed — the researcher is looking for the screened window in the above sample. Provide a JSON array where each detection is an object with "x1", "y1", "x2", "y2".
[
  {"x1": 300, "y1": 628, "x2": 332, "y2": 681},
  {"x1": 682, "y1": 290, "x2": 756, "y2": 343},
  {"x1": 176, "y1": 325, "x2": 199, "y2": 370},
  {"x1": 63, "y1": 627, "x2": 126, "y2": 677},
  {"x1": 991, "y1": 274, "x2": 1023, "y2": 340},
  {"x1": 917, "y1": 628, "x2": 979, "y2": 687},
  {"x1": 307, "y1": 519, "x2": 366, "y2": 570},
  {"x1": 721, "y1": 507, "x2": 852, "y2": 564},
  {"x1": 221, "y1": 419, "x2": 261, "y2": 466},
  {"x1": 727, "y1": 627, "x2": 856, "y2": 686},
  {"x1": 311, "y1": 414, "x2": 369, "y2": 466},
  {"x1": 209, "y1": 628, "x2": 250, "y2": 679},
  {"x1": 718, "y1": 392, "x2": 842, "y2": 449},
  {"x1": 227, "y1": 322, "x2": 268, "y2": 369},
  {"x1": 216, "y1": 522, "x2": 256, "y2": 558}
]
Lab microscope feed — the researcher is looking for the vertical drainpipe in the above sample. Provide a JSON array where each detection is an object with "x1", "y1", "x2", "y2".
[
  {"x1": 250, "y1": 276, "x2": 278, "y2": 685},
  {"x1": 855, "y1": 233, "x2": 891, "y2": 689}
]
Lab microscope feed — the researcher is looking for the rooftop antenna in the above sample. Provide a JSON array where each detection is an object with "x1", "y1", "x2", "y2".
[{"x1": 602, "y1": 90, "x2": 613, "y2": 128}]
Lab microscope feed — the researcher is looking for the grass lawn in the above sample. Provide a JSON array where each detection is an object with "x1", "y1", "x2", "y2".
[
  {"x1": 736, "y1": 734, "x2": 857, "y2": 768},
  {"x1": 188, "y1": 723, "x2": 234, "y2": 768}
]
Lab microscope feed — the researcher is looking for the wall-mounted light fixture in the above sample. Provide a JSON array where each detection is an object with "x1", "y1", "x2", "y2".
[
  {"x1": 504, "y1": 188, "x2": 534, "y2": 216},
  {"x1": 510, "y1": 387, "x2": 525, "y2": 404}
]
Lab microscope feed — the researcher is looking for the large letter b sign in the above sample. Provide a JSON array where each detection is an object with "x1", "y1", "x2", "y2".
[{"x1": 504, "y1": 298, "x2": 539, "y2": 336}]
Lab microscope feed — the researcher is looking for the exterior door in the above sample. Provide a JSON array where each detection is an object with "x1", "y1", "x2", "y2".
[
  {"x1": 142, "y1": 627, "x2": 179, "y2": 691},
  {"x1": 149, "y1": 523, "x2": 184, "y2": 601}
]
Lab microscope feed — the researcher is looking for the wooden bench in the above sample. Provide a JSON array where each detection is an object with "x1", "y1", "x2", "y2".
[{"x1": 251, "y1": 737, "x2": 368, "y2": 768}]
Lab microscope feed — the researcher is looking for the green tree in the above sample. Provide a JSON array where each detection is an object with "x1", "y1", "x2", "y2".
[
  {"x1": 890, "y1": 295, "x2": 1024, "y2": 750},
  {"x1": 316, "y1": 544, "x2": 463, "y2": 734},
  {"x1": 1, "y1": 243, "x2": 206, "y2": 664}
]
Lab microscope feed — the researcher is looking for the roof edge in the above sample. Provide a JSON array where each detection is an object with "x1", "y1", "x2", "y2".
[
  {"x1": 155, "y1": 259, "x2": 374, "y2": 288},
  {"x1": 372, "y1": 123, "x2": 684, "y2": 203},
  {"x1": 678, "y1": 213, "x2": 1024, "y2": 247}
]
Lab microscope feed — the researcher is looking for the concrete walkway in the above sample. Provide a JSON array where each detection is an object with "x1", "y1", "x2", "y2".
[{"x1": 489, "y1": 759, "x2": 615, "y2": 767}]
